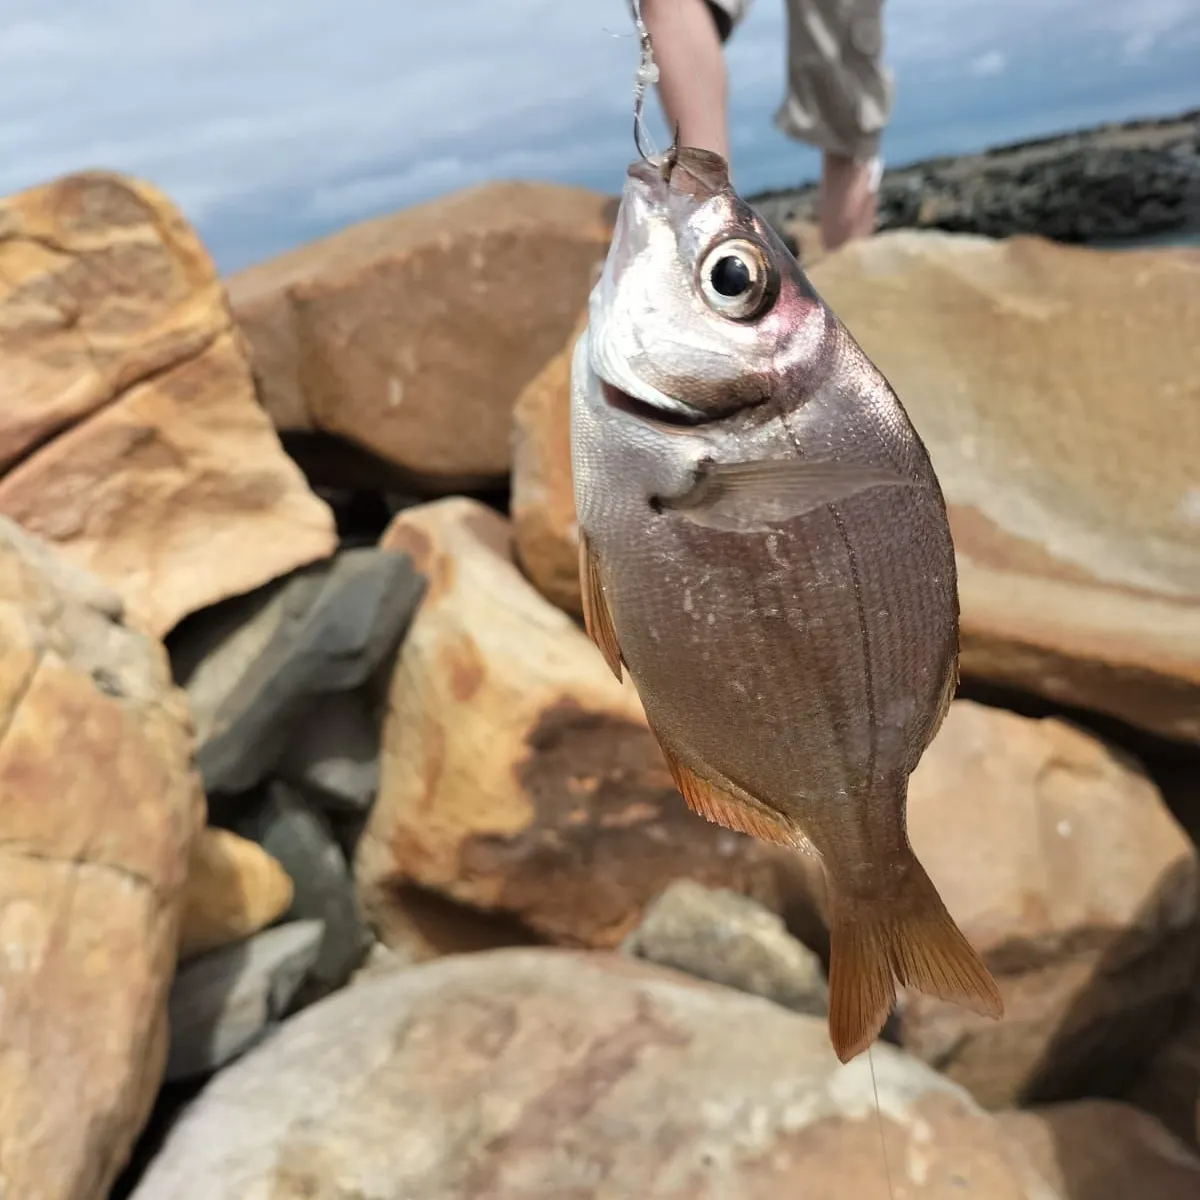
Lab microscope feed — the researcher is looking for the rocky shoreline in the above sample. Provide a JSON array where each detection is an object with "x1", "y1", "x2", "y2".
[
  {"x1": 0, "y1": 111, "x2": 1197, "y2": 1200},
  {"x1": 751, "y1": 108, "x2": 1200, "y2": 246}
]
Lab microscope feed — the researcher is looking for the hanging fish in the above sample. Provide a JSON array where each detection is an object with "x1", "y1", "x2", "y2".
[{"x1": 569, "y1": 142, "x2": 1003, "y2": 1061}]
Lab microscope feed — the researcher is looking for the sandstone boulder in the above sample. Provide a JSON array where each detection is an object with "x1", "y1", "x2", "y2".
[
  {"x1": 777, "y1": 215, "x2": 825, "y2": 264},
  {"x1": 0, "y1": 515, "x2": 203, "y2": 1199},
  {"x1": 355, "y1": 497, "x2": 785, "y2": 950},
  {"x1": 510, "y1": 305, "x2": 587, "y2": 615},
  {"x1": 0, "y1": 169, "x2": 337, "y2": 636},
  {"x1": 997, "y1": 1099, "x2": 1200, "y2": 1199},
  {"x1": 227, "y1": 182, "x2": 613, "y2": 492},
  {"x1": 129, "y1": 948, "x2": 1060, "y2": 1199},
  {"x1": 808, "y1": 231, "x2": 1200, "y2": 743},
  {"x1": 177, "y1": 826, "x2": 294, "y2": 962},
  {"x1": 879, "y1": 700, "x2": 1194, "y2": 1109}
]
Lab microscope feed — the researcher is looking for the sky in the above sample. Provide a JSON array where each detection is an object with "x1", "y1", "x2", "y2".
[{"x1": 2, "y1": 0, "x2": 1198, "y2": 274}]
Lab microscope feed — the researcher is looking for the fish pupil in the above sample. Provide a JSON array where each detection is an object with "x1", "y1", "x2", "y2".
[{"x1": 710, "y1": 255, "x2": 751, "y2": 297}]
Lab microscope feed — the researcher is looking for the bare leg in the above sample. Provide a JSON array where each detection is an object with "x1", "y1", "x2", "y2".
[
  {"x1": 819, "y1": 151, "x2": 879, "y2": 252},
  {"x1": 641, "y1": 0, "x2": 730, "y2": 158}
]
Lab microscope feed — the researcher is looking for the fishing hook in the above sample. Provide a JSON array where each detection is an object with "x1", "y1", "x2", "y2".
[{"x1": 662, "y1": 119, "x2": 681, "y2": 180}]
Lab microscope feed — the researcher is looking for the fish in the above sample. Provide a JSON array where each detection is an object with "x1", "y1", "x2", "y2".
[{"x1": 569, "y1": 143, "x2": 1004, "y2": 1062}]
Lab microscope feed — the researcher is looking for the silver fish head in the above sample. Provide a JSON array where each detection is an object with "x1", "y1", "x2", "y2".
[{"x1": 588, "y1": 145, "x2": 830, "y2": 425}]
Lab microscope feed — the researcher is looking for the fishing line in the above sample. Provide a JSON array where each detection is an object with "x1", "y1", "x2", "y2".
[
  {"x1": 868, "y1": 1043, "x2": 896, "y2": 1200},
  {"x1": 626, "y1": 0, "x2": 661, "y2": 161}
]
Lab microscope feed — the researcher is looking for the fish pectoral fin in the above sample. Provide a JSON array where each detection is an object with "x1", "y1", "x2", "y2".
[
  {"x1": 646, "y1": 722, "x2": 812, "y2": 852},
  {"x1": 825, "y1": 856, "x2": 1004, "y2": 1063},
  {"x1": 661, "y1": 456, "x2": 923, "y2": 532},
  {"x1": 579, "y1": 531, "x2": 624, "y2": 681}
]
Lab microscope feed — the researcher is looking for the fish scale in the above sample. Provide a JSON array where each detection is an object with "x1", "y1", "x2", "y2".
[{"x1": 570, "y1": 142, "x2": 1003, "y2": 1062}]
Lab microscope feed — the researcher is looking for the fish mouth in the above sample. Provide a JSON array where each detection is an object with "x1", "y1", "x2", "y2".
[
  {"x1": 590, "y1": 334, "x2": 707, "y2": 427},
  {"x1": 599, "y1": 381, "x2": 705, "y2": 428}
]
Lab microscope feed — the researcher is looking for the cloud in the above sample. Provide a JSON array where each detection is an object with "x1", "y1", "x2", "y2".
[
  {"x1": 1, "y1": 0, "x2": 1195, "y2": 272},
  {"x1": 0, "y1": 1, "x2": 632, "y2": 213},
  {"x1": 968, "y1": 51, "x2": 1007, "y2": 78}
]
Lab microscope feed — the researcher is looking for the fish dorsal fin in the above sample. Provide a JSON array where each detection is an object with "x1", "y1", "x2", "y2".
[
  {"x1": 645, "y1": 719, "x2": 814, "y2": 853},
  {"x1": 578, "y1": 531, "x2": 624, "y2": 681}
]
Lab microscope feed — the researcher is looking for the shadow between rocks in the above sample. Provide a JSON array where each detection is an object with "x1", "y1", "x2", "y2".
[
  {"x1": 1012, "y1": 855, "x2": 1199, "y2": 1112},
  {"x1": 962, "y1": 681, "x2": 1200, "y2": 1147},
  {"x1": 279, "y1": 429, "x2": 512, "y2": 516},
  {"x1": 109, "y1": 1069, "x2": 211, "y2": 1200}
]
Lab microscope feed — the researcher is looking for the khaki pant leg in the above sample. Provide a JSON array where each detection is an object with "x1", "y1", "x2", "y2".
[
  {"x1": 703, "y1": 0, "x2": 756, "y2": 41},
  {"x1": 774, "y1": 0, "x2": 893, "y2": 161}
]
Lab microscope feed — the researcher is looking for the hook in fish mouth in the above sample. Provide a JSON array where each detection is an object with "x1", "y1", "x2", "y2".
[
  {"x1": 659, "y1": 122, "x2": 681, "y2": 180},
  {"x1": 633, "y1": 122, "x2": 682, "y2": 178}
]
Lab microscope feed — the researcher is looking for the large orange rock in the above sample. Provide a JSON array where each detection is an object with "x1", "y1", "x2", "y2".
[
  {"x1": 177, "y1": 827, "x2": 294, "y2": 962},
  {"x1": 774, "y1": 699, "x2": 1198, "y2": 1110},
  {"x1": 0, "y1": 515, "x2": 204, "y2": 1199},
  {"x1": 808, "y1": 231, "x2": 1200, "y2": 743},
  {"x1": 354, "y1": 497, "x2": 785, "y2": 950},
  {"x1": 898, "y1": 701, "x2": 1196, "y2": 1109},
  {"x1": 129, "y1": 949, "x2": 1063, "y2": 1199},
  {"x1": 227, "y1": 182, "x2": 614, "y2": 493},
  {"x1": 0, "y1": 170, "x2": 337, "y2": 637},
  {"x1": 510, "y1": 305, "x2": 587, "y2": 615}
]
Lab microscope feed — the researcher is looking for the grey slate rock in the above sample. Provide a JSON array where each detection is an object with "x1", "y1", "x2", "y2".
[
  {"x1": 164, "y1": 919, "x2": 324, "y2": 1083},
  {"x1": 235, "y1": 782, "x2": 372, "y2": 1001},
  {"x1": 277, "y1": 689, "x2": 380, "y2": 813},
  {"x1": 621, "y1": 878, "x2": 828, "y2": 1016},
  {"x1": 170, "y1": 546, "x2": 424, "y2": 794}
]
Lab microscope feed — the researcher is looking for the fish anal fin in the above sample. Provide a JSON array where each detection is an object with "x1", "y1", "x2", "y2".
[
  {"x1": 826, "y1": 855, "x2": 1003, "y2": 1063},
  {"x1": 578, "y1": 532, "x2": 623, "y2": 681},
  {"x1": 647, "y1": 725, "x2": 810, "y2": 852}
]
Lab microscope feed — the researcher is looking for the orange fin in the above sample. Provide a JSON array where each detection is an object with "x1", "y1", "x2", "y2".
[
  {"x1": 578, "y1": 531, "x2": 623, "y2": 681},
  {"x1": 646, "y1": 720, "x2": 813, "y2": 853},
  {"x1": 826, "y1": 855, "x2": 1003, "y2": 1063}
]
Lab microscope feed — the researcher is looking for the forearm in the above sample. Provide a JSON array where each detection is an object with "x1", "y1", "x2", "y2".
[{"x1": 641, "y1": 0, "x2": 730, "y2": 158}]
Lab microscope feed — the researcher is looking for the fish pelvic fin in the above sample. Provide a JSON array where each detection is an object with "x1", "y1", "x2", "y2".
[
  {"x1": 826, "y1": 855, "x2": 1004, "y2": 1064},
  {"x1": 646, "y1": 720, "x2": 815, "y2": 853},
  {"x1": 579, "y1": 531, "x2": 624, "y2": 681}
]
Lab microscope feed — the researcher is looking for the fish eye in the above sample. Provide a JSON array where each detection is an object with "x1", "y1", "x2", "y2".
[{"x1": 698, "y1": 237, "x2": 775, "y2": 321}]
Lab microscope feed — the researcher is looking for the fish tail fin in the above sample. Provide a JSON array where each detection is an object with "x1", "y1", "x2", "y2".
[{"x1": 826, "y1": 856, "x2": 1004, "y2": 1063}]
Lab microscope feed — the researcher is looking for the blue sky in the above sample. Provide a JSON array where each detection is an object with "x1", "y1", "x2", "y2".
[{"x1": 2, "y1": 1, "x2": 1198, "y2": 274}]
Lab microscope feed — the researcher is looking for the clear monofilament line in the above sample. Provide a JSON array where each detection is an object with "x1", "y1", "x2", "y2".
[
  {"x1": 627, "y1": 0, "x2": 660, "y2": 160},
  {"x1": 868, "y1": 1044, "x2": 896, "y2": 1200}
]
